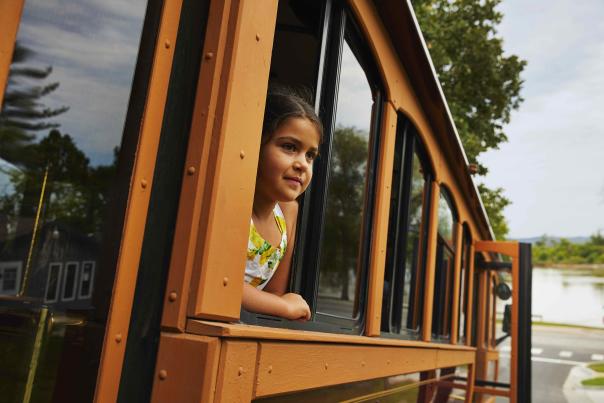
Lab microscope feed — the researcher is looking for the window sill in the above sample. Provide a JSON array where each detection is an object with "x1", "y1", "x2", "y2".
[{"x1": 186, "y1": 319, "x2": 476, "y2": 351}]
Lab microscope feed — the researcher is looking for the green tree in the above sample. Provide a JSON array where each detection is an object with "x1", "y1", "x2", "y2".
[{"x1": 413, "y1": 0, "x2": 526, "y2": 239}]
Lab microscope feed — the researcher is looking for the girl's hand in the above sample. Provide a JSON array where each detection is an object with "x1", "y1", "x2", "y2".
[{"x1": 280, "y1": 293, "x2": 311, "y2": 321}]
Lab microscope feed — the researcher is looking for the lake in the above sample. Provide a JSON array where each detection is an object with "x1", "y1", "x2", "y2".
[{"x1": 531, "y1": 267, "x2": 604, "y2": 328}]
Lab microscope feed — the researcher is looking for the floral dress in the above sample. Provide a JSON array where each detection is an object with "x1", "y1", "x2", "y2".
[{"x1": 245, "y1": 204, "x2": 287, "y2": 290}]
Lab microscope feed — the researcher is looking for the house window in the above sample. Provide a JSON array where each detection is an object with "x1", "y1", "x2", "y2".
[
  {"x1": 44, "y1": 262, "x2": 62, "y2": 302},
  {"x1": 61, "y1": 262, "x2": 79, "y2": 301},
  {"x1": 0, "y1": 261, "x2": 22, "y2": 294},
  {"x1": 78, "y1": 261, "x2": 95, "y2": 299}
]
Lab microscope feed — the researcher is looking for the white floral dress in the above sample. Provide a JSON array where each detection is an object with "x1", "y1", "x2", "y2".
[{"x1": 245, "y1": 204, "x2": 287, "y2": 290}]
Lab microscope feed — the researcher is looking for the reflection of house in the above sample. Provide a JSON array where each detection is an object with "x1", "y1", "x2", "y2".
[{"x1": 0, "y1": 222, "x2": 98, "y2": 309}]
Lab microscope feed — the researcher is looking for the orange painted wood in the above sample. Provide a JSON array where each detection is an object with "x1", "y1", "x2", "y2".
[
  {"x1": 475, "y1": 240, "x2": 519, "y2": 258},
  {"x1": 0, "y1": 0, "x2": 25, "y2": 106},
  {"x1": 214, "y1": 341, "x2": 258, "y2": 402},
  {"x1": 421, "y1": 181, "x2": 441, "y2": 341},
  {"x1": 150, "y1": 334, "x2": 221, "y2": 403},
  {"x1": 365, "y1": 102, "x2": 397, "y2": 336},
  {"x1": 465, "y1": 244, "x2": 475, "y2": 347},
  {"x1": 161, "y1": 0, "x2": 234, "y2": 332},
  {"x1": 466, "y1": 363, "x2": 475, "y2": 402},
  {"x1": 473, "y1": 386, "x2": 511, "y2": 398},
  {"x1": 450, "y1": 222, "x2": 463, "y2": 344},
  {"x1": 187, "y1": 319, "x2": 476, "y2": 351},
  {"x1": 253, "y1": 342, "x2": 473, "y2": 398},
  {"x1": 188, "y1": 0, "x2": 279, "y2": 321},
  {"x1": 93, "y1": 1, "x2": 184, "y2": 401},
  {"x1": 510, "y1": 255, "x2": 520, "y2": 403}
]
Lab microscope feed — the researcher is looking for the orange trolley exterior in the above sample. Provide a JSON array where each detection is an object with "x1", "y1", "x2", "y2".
[{"x1": 0, "y1": 0, "x2": 531, "y2": 402}]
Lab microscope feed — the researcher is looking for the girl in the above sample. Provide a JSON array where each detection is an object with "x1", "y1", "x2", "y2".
[{"x1": 242, "y1": 88, "x2": 323, "y2": 321}]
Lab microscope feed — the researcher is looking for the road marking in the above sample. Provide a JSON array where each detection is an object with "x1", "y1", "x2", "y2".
[
  {"x1": 501, "y1": 354, "x2": 584, "y2": 366},
  {"x1": 591, "y1": 354, "x2": 604, "y2": 361},
  {"x1": 559, "y1": 351, "x2": 573, "y2": 358},
  {"x1": 531, "y1": 347, "x2": 543, "y2": 355}
]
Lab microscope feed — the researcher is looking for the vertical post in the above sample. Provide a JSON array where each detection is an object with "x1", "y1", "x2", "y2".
[
  {"x1": 450, "y1": 222, "x2": 463, "y2": 344},
  {"x1": 0, "y1": 0, "x2": 25, "y2": 106},
  {"x1": 421, "y1": 181, "x2": 440, "y2": 341}
]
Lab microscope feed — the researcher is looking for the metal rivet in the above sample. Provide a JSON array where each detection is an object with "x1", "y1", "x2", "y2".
[
  {"x1": 164, "y1": 40, "x2": 171, "y2": 49},
  {"x1": 141, "y1": 179, "x2": 148, "y2": 189},
  {"x1": 158, "y1": 369, "x2": 168, "y2": 380},
  {"x1": 115, "y1": 333, "x2": 123, "y2": 343},
  {"x1": 255, "y1": 33, "x2": 260, "y2": 41},
  {"x1": 205, "y1": 52, "x2": 214, "y2": 60},
  {"x1": 324, "y1": 363, "x2": 328, "y2": 369},
  {"x1": 361, "y1": 361, "x2": 365, "y2": 367},
  {"x1": 238, "y1": 367, "x2": 244, "y2": 376},
  {"x1": 387, "y1": 360, "x2": 391, "y2": 365},
  {"x1": 168, "y1": 292, "x2": 177, "y2": 302},
  {"x1": 239, "y1": 150, "x2": 245, "y2": 159},
  {"x1": 268, "y1": 365, "x2": 273, "y2": 374},
  {"x1": 222, "y1": 277, "x2": 229, "y2": 286},
  {"x1": 187, "y1": 166, "x2": 196, "y2": 175}
]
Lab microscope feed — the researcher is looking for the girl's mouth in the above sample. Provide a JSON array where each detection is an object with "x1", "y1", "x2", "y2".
[{"x1": 284, "y1": 177, "x2": 303, "y2": 186}]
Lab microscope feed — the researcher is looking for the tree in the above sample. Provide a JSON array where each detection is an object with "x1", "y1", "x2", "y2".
[{"x1": 412, "y1": 0, "x2": 526, "y2": 239}]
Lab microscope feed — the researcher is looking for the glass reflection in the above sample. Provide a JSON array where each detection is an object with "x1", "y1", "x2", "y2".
[
  {"x1": 0, "y1": 0, "x2": 147, "y2": 401},
  {"x1": 401, "y1": 151, "x2": 427, "y2": 331},
  {"x1": 438, "y1": 192, "x2": 454, "y2": 245},
  {"x1": 316, "y1": 39, "x2": 374, "y2": 319}
]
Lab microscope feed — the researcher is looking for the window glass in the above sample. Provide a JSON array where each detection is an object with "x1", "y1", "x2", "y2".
[
  {"x1": 78, "y1": 261, "x2": 94, "y2": 298},
  {"x1": 438, "y1": 192, "x2": 454, "y2": 245},
  {"x1": 316, "y1": 38, "x2": 375, "y2": 320},
  {"x1": 383, "y1": 121, "x2": 430, "y2": 336},
  {"x1": 432, "y1": 189, "x2": 457, "y2": 340},
  {"x1": 400, "y1": 151, "x2": 428, "y2": 332},
  {"x1": 0, "y1": 0, "x2": 148, "y2": 400},
  {"x1": 458, "y1": 226, "x2": 471, "y2": 343}
]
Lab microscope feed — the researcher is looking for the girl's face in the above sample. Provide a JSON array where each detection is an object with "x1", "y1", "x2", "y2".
[{"x1": 256, "y1": 117, "x2": 320, "y2": 203}]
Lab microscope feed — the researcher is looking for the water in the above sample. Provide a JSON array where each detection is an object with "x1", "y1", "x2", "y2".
[{"x1": 532, "y1": 267, "x2": 604, "y2": 328}]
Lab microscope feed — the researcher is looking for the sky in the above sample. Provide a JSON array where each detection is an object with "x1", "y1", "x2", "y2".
[
  {"x1": 10, "y1": 0, "x2": 147, "y2": 166},
  {"x1": 480, "y1": 0, "x2": 604, "y2": 238}
]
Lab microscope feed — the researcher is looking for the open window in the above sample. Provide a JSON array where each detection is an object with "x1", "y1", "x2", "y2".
[
  {"x1": 242, "y1": 0, "x2": 384, "y2": 335},
  {"x1": 381, "y1": 117, "x2": 433, "y2": 338}
]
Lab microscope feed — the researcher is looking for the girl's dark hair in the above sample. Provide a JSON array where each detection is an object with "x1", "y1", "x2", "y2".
[{"x1": 262, "y1": 86, "x2": 323, "y2": 143}]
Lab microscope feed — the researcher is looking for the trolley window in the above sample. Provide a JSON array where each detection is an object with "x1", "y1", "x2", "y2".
[
  {"x1": 431, "y1": 188, "x2": 458, "y2": 341},
  {"x1": 382, "y1": 117, "x2": 432, "y2": 337}
]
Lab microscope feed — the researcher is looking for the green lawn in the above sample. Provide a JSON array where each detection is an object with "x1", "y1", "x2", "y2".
[
  {"x1": 581, "y1": 377, "x2": 604, "y2": 387},
  {"x1": 588, "y1": 362, "x2": 604, "y2": 373}
]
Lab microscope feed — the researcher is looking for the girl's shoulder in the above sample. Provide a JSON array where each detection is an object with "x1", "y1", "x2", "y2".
[{"x1": 277, "y1": 201, "x2": 299, "y2": 229}]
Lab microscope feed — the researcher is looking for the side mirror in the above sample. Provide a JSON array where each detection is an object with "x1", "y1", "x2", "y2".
[{"x1": 495, "y1": 282, "x2": 512, "y2": 300}]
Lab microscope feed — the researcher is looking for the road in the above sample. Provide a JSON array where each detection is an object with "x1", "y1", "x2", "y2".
[{"x1": 495, "y1": 325, "x2": 604, "y2": 402}]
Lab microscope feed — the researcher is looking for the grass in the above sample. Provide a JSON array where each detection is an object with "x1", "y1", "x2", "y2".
[
  {"x1": 581, "y1": 377, "x2": 604, "y2": 387},
  {"x1": 588, "y1": 362, "x2": 604, "y2": 373},
  {"x1": 531, "y1": 321, "x2": 604, "y2": 331}
]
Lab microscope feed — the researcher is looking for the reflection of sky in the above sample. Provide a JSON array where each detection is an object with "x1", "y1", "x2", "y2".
[
  {"x1": 335, "y1": 42, "x2": 373, "y2": 135},
  {"x1": 13, "y1": 0, "x2": 147, "y2": 166}
]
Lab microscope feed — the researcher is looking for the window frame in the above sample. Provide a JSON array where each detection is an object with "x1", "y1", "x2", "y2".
[
  {"x1": 61, "y1": 261, "x2": 80, "y2": 302},
  {"x1": 44, "y1": 262, "x2": 63, "y2": 303},
  {"x1": 431, "y1": 187, "x2": 459, "y2": 342},
  {"x1": 78, "y1": 260, "x2": 96, "y2": 299},
  {"x1": 242, "y1": 0, "x2": 385, "y2": 335},
  {"x1": 381, "y1": 116, "x2": 434, "y2": 338}
]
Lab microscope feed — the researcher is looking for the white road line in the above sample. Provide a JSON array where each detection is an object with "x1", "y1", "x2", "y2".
[
  {"x1": 559, "y1": 351, "x2": 573, "y2": 358},
  {"x1": 531, "y1": 347, "x2": 543, "y2": 355},
  {"x1": 501, "y1": 354, "x2": 584, "y2": 366},
  {"x1": 591, "y1": 354, "x2": 604, "y2": 361}
]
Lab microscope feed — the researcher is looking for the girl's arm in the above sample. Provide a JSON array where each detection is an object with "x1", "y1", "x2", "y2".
[
  {"x1": 242, "y1": 283, "x2": 310, "y2": 320},
  {"x1": 263, "y1": 201, "x2": 298, "y2": 295}
]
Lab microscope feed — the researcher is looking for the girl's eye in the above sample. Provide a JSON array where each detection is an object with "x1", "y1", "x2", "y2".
[
  {"x1": 306, "y1": 151, "x2": 318, "y2": 162},
  {"x1": 281, "y1": 143, "x2": 296, "y2": 152}
]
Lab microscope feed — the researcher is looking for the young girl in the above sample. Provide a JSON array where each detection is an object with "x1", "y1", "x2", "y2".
[{"x1": 242, "y1": 88, "x2": 322, "y2": 321}]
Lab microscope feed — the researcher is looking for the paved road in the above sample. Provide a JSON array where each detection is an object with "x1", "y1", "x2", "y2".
[{"x1": 495, "y1": 325, "x2": 604, "y2": 402}]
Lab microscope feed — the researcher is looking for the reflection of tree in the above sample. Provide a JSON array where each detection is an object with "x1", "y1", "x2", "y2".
[
  {"x1": 321, "y1": 126, "x2": 367, "y2": 300},
  {"x1": 0, "y1": 42, "x2": 68, "y2": 165}
]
